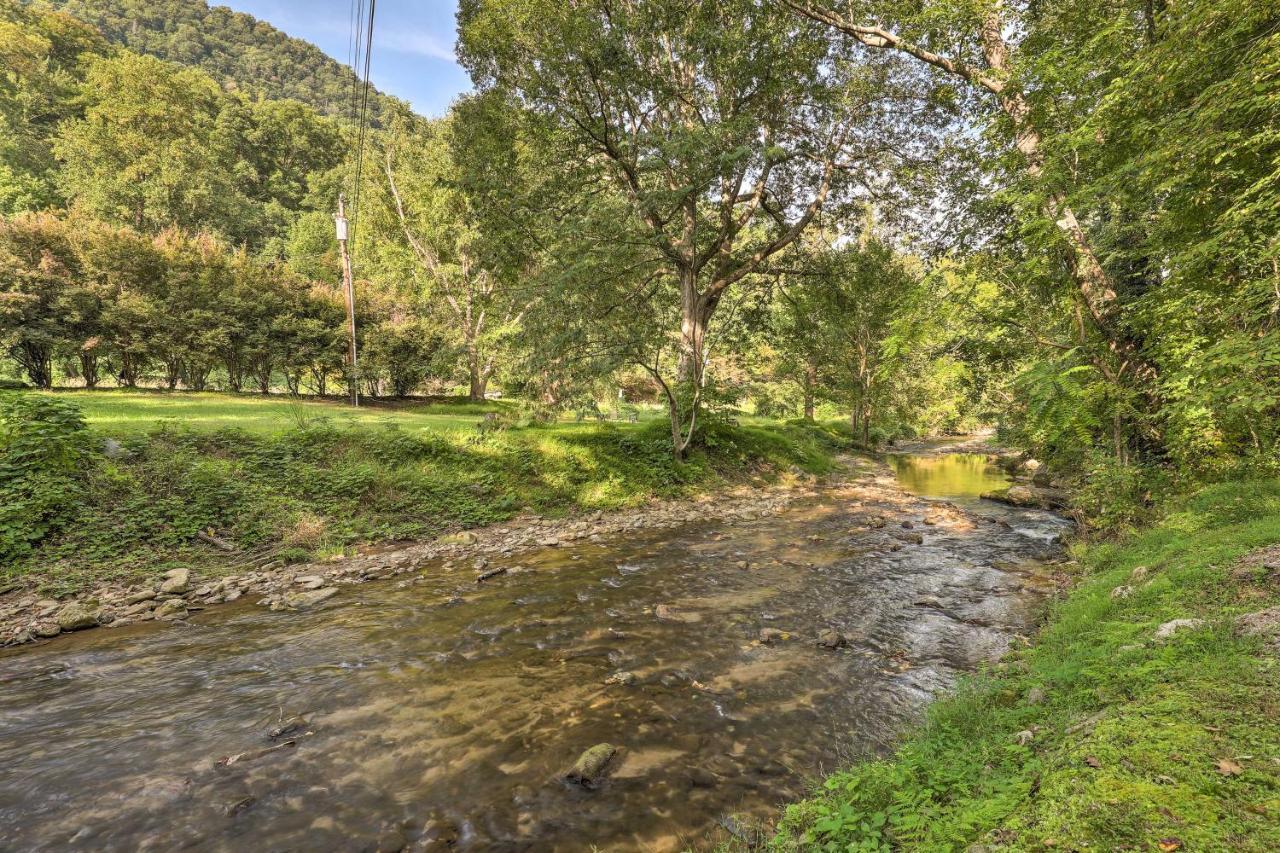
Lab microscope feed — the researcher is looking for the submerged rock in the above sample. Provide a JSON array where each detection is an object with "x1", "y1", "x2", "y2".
[
  {"x1": 815, "y1": 629, "x2": 847, "y2": 650},
  {"x1": 654, "y1": 604, "x2": 701, "y2": 623},
  {"x1": 565, "y1": 743, "x2": 617, "y2": 788},
  {"x1": 604, "y1": 670, "x2": 637, "y2": 686},
  {"x1": 758, "y1": 627, "x2": 789, "y2": 644}
]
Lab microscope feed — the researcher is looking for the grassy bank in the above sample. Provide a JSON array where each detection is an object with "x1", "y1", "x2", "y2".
[
  {"x1": 775, "y1": 478, "x2": 1280, "y2": 851},
  {"x1": 2, "y1": 391, "x2": 850, "y2": 596}
]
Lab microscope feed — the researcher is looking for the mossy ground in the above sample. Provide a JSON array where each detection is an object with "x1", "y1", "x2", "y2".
[
  {"x1": 4, "y1": 391, "x2": 852, "y2": 596},
  {"x1": 774, "y1": 478, "x2": 1280, "y2": 852}
]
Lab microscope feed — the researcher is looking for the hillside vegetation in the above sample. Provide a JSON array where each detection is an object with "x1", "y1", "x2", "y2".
[{"x1": 34, "y1": 0, "x2": 395, "y2": 118}]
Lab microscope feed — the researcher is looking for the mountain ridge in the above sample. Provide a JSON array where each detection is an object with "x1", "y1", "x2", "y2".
[{"x1": 29, "y1": 0, "x2": 398, "y2": 119}]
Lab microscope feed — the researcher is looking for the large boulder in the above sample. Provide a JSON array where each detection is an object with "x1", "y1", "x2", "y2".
[
  {"x1": 56, "y1": 602, "x2": 99, "y2": 632},
  {"x1": 159, "y1": 568, "x2": 190, "y2": 595}
]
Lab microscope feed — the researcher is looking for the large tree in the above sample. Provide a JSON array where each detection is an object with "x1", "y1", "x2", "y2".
[{"x1": 458, "y1": 0, "x2": 928, "y2": 455}]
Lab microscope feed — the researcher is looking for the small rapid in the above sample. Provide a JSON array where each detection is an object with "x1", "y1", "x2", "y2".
[{"x1": 0, "y1": 452, "x2": 1068, "y2": 851}]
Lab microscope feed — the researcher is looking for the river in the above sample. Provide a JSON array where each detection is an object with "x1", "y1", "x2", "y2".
[{"x1": 0, "y1": 452, "x2": 1068, "y2": 851}]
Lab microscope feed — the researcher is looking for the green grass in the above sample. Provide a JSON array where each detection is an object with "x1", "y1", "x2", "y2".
[
  {"x1": 4, "y1": 390, "x2": 852, "y2": 596},
  {"x1": 37, "y1": 388, "x2": 521, "y2": 435},
  {"x1": 775, "y1": 478, "x2": 1280, "y2": 852}
]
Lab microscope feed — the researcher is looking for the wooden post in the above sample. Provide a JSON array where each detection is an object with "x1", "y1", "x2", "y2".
[{"x1": 336, "y1": 194, "x2": 359, "y2": 407}]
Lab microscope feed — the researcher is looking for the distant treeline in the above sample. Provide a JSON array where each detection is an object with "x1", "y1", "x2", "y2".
[{"x1": 0, "y1": 213, "x2": 444, "y2": 395}]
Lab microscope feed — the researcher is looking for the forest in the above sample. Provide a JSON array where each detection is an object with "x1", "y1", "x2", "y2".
[{"x1": 1, "y1": 0, "x2": 1279, "y2": 850}]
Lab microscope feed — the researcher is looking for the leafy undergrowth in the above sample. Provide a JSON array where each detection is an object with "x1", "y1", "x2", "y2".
[
  {"x1": 774, "y1": 478, "x2": 1280, "y2": 852},
  {"x1": 4, "y1": 412, "x2": 851, "y2": 596}
]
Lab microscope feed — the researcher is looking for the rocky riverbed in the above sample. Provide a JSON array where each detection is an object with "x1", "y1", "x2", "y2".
[
  {"x1": 0, "y1": 467, "x2": 829, "y2": 648},
  {"x1": 0, "y1": 450, "x2": 1072, "y2": 850}
]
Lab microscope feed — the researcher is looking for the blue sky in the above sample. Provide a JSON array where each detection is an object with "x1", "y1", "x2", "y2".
[{"x1": 218, "y1": 0, "x2": 473, "y2": 116}]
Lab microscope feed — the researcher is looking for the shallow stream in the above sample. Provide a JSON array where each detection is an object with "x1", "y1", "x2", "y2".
[{"x1": 0, "y1": 452, "x2": 1067, "y2": 851}]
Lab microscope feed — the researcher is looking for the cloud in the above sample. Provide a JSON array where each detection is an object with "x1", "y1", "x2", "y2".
[{"x1": 376, "y1": 29, "x2": 457, "y2": 62}]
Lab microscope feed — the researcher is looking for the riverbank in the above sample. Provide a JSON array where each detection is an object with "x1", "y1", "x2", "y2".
[
  {"x1": 0, "y1": 450, "x2": 1069, "y2": 850},
  {"x1": 0, "y1": 400, "x2": 855, "y2": 646},
  {"x1": 775, "y1": 477, "x2": 1280, "y2": 851}
]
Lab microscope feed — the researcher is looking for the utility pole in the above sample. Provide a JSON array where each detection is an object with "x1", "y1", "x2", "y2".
[{"x1": 335, "y1": 194, "x2": 359, "y2": 407}]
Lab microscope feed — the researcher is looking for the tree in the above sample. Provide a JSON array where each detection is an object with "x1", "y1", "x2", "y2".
[
  {"x1": 0, "y1": 0, "x2": 106, "y2": 215},
  {"x1": 458, "y1": 0, "x2": 927, "y2": 455},
  {"x1": 54, "y1": 51, "x2": 256, "y2": 239},
  {"x1": 787, "y1": 0, "x2": 1132, "y2": 372},
  {"x1": 374, "y1": 106, "x2": 537, "y2": 401},
  {"x1": 0, "y1": 213, "x2": 80, "y2": 387},
  {"x1": 778, "y1": 232, "x2": 927, "y2": 444}
]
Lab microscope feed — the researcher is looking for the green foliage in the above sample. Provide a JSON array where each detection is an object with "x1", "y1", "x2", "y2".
[
  {"x1": 38, "y1": 0, "x2": 395, "y2": 119},
  {"x1": 2, "y1": 393, "x2": 847, "y2": 592},
  {"x1": 0, "y1": 393, "x2": 90, "y2": 563},
  {"x1": 778, "y1": 477, "x2": 1280, "y2": 851}
]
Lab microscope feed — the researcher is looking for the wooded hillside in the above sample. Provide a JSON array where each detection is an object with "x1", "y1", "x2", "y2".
[{"x1": 28, "y1": 0, "x2": 394, "y2": 118}]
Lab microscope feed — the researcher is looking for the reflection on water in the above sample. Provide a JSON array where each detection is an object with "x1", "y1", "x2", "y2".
[
  {"x1": 0, "y1": 459, "x2": 1064, "y2": 851},
  {"x1": 887, "y1": 452, "x2": 1009, "y2": 500}
]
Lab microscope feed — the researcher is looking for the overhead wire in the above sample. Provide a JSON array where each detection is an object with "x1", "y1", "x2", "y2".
[{"x1": 349, "y1": 0, "x2": 378, "y2": 260}]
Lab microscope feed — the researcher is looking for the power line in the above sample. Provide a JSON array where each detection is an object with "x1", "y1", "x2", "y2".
[{"x1": 350, "y1": 0, "x2": 377, "y2": 256}]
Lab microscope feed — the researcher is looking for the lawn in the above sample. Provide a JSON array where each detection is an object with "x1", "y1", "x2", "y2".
[{"x1": 35, "y1": 388, "x2": 523, "y2": 435}]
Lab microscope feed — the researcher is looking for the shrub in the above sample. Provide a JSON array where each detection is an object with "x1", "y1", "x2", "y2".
[{"x1": 0, "y1": 395, "x2": 92, "y2": 563}]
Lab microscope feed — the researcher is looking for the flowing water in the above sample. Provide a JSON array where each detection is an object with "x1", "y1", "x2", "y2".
[{"x1": 0, "y1": 453, "x2": 1068, "y2": 851}]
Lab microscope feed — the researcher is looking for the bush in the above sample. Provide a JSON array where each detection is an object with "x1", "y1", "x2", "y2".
[{"x1": 0, "y1": 395, "x2": 91, "y2": 563}]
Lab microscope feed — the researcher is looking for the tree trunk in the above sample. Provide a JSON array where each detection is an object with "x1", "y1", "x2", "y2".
[
  {"x1": 803, "y1": 359, "x2": 817, "y2": 420},
  {"x1": 975, "y1": 13, "x2": 1136, "y2": 357},
  {"x1": 79, "y1": 352, "x2": 99, "y2": 389},
  {"x1": 468, "y1": 359, "x2": 488, "y2": 402},
  {"x1": 164, "y1": 359, "x2": 180, "y2": 390},
  {"x1": 677, "y1": 276, "x2": 716, "y2": 389},
  {"x1": 119, "y1": 352, "x2": 143, "y2": 388}
]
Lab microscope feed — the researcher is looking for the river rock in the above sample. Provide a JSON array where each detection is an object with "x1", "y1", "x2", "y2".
[
  {"x1": 565, "y1": 743, "x2": 617, "y2": 788},
  {"x1": 655, "y1": 604, "x2": 701, "y2": 623},
  {"x1": 816, "y1": 628, "x2": 847, "y2": 650},
  {"x1": 686, "y1": 766, "x2": 719, "y2": 788},
  {"x1": 295, "y1": 575, "x2": 325, "y2": 589},
  {"x1": 419, "y1": 818, "x2": 460, "y2": 851},
  {"x1": 267, "y1": 715, "x2": 307, "y2": 740},
  {"x1": 286, "y1": 587, "x2": 339, "y2": 609},
  {"x1": 604, "y1": 670, "x2": 637, "y2": 686},
  {"x1": 32, "y1": 621, "x2": 61, "y2": 638},
  {"x1": 758, "y1": 627, "x2": 788, "y2": 644},
  {"x1": 126, "y1": 589, "x2": 157, "y2": 604},
  {"x1": 1002, "y1": 485, "x2": 1039, "y2": 506},
  {"x1": 437, "y1": 531, "x2": 477, "y2": 546},
  {"x1": 1154, "y1": 617, "x2": 1205, "y2": 640},
  {"x1": 56, "y1": 602, "x2": 99, "y2": 631},
  {"x1": 159, "y1": 568, "x2": 190, "y2": 595},
  {"x1": 154, "y1": 599, "x2": 187, "y2": 620}
]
